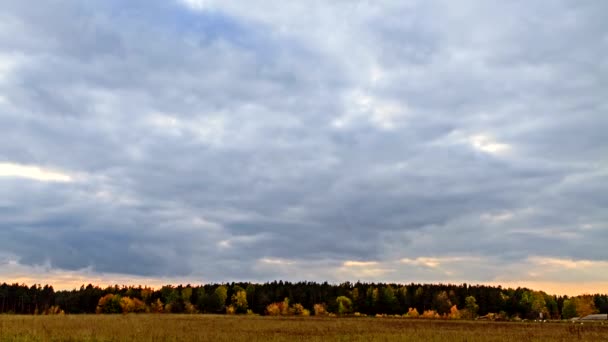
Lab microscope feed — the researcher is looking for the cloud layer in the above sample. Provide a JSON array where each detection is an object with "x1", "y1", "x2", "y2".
[{"x1": 1, "y1": 0, "x2": 606, "y2": 293}]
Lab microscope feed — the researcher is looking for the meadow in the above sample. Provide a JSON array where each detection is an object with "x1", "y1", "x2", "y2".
[{"x1": 1, "y1": 314, "x2": 607, "y2": 342}]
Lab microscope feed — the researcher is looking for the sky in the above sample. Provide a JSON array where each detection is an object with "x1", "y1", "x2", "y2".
[{"x1": 0, "y1": 0, "x2": 607, "y2": 296}]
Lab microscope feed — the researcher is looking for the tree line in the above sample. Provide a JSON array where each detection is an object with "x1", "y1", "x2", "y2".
[{"x1": 1, "y1": 281, "x2": 606, "y2": 320}]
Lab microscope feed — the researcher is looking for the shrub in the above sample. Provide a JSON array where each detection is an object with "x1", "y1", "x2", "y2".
[
  {"x1": 407, "y1": 308, "x2": 420, "y2": 318},
  {"x1": 266, "y1": 303, "x2": 281, "y2": 316},
  {"x1": 45, "y1": 305, "x2": 64, "y2": 315},
  {"x1": 497, "y1": 311, "x2": 508, "y2": 321},
  {"x1": 226, "y1": 305, "x2": 236, "y2": 315},
  {"x1": 265, "y1": 300, "x2": 309, "y2": 316},
  {"x1": 448, "y1": 305, "x2": 461, "y2": 319},
  {"x1": 133, "y1": 298, "x2": 146, "y2": 313},
  {"x1": 281, "y1": 298, "x2": 290, "y2": 315},
  {"x1": 422, "y1": 310, "x2": 440, "y2": 319},
  {"x1": 460, "y1": 309, "x2": 473, "y2": 320},
  {"x1": 185, "y1": 302, "x2": 198, "y2": 314},
  {"x1": 314, "y1": 303, "x2": 327, "y2": 316},
  {"x1": 150, "y1": 299, "x2": 164, "y2": 313},
  {"x1": 290, "y1": 303, "x2": 307, "y2": 316}
]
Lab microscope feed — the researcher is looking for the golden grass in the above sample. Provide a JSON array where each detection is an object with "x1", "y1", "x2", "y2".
[{"x1": 1, "y1": 314, "x2": 607, "y2": 342}]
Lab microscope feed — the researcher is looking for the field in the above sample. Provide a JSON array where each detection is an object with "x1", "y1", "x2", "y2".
[{"x1": 1, "y1": 315, "x2": 607, "y2": 342}]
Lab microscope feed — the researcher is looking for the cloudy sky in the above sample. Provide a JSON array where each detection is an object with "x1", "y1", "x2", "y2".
[{"x1": 1, "y1": 0, "x2": 607, "y2": 295}]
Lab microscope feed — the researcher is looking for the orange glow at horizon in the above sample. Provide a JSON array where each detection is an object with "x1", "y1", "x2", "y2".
[{"x1": 3, "y1": 272, "x2": 607, "y2": 296}]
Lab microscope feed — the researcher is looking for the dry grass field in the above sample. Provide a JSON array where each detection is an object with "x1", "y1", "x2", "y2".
[{"x1": 1, "y1": 314, "x2": 607, "y2": 342}]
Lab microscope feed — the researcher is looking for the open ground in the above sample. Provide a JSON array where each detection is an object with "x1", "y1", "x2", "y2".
[{"x1": 1, "y1": 314, "x2": 607, "y2": 342}]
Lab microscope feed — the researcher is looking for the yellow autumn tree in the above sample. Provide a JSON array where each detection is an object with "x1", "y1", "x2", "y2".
[
  {"x1": 118, "y1": 297, "x2": 146, "y2": 313},
  {"x1": 573, "y1": 295, "x2": 598, "y2": 317},
  {"x1": 231, "y1": 290, "x2": 248, "y2": 314},
  {"x1": 120, "y1": 297, "x2": 135, "y2": 313}
]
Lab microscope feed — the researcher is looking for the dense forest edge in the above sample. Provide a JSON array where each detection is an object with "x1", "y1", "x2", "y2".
[{"x1": 1, "y1": 281, "x2": 606, "y2": 320}]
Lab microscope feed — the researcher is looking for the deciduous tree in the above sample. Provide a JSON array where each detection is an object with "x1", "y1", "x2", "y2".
[
  {"x1": 336, "y1": 296, "x2": 352, "y2": 315},
  {"x1": 464, "y1": 296, "x2": 479, "y2": 319},
  {"x1": 231, "y1": 290, "x2": 248, "y2": 313}
]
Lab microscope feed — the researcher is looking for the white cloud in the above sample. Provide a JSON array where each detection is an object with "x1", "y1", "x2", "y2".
[
  {"x1": 0, "y1": 53, "x2": 22, "y2": 82},
  {"x1": 343, "y1": 260, "x2": 379, "y2": 267},
  {"x1": 217, "y1": 234, "x2": 267, "y2": 250},
  {"x1": 400, "y1": 256, "x2": 479, "y2": 269},
  {"x1": 0, "y1": 162, "x2": 73, "y2": 182},
  {"x1": 217, "y1": 240, "x2": 231, "y2": 249},
  {"x1": 148, "y1": 113, "x2": 179, "y2": 129},
  {"x1": 469, "y1": 134, "x2": 511, "y2": 154},
  {"x1": 258, "y1": 258, "x2": 295, "y2": 265},
  {"x1": 178, "y1": 0, "x2": 211, "y2": 11},
  {"x1": 429, "y1": 130, "x2": 512, "y2": 156},
  {"x1": 400, "y1": 257, "x2": 442, "y2": 268},
  {"x1": 529, "y1": 257, "x2": 602, "y2": 270},
  {"x1": 334, "y1": 91, "x2": 407, "y2": 129},
  {"x1": 337, "y1": 261, "x2": 393, "y2": 278},
  {"x1": 481, "y1": 211, "x2": 514, "y2": 222},
  {"x1": 146, "y1": 113, "x2": 226, "y2": 146}
]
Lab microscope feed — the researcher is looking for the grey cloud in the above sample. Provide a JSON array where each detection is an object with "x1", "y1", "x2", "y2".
[{"x1": 0, "y1": 0, "x2": 606, "y2": 284}]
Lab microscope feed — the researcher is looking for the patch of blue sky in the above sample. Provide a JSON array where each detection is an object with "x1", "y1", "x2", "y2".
[{"x1": 97, "y1": 0, "x2": 271, "y2": 49}]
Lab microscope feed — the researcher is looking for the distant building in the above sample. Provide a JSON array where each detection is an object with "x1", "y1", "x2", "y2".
[{"x1": 579, "y1": 314, "x2": 608, "y2": 321}]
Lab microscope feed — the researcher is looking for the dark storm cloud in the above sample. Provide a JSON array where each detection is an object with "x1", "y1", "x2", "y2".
[{"x1": 0, "y1": 0, "x2": 606, "y2": 285}]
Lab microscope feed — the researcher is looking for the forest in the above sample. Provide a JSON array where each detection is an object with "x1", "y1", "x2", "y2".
[{"x1": 1, "y1": 281, "x2": 606, "y2": 320}]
